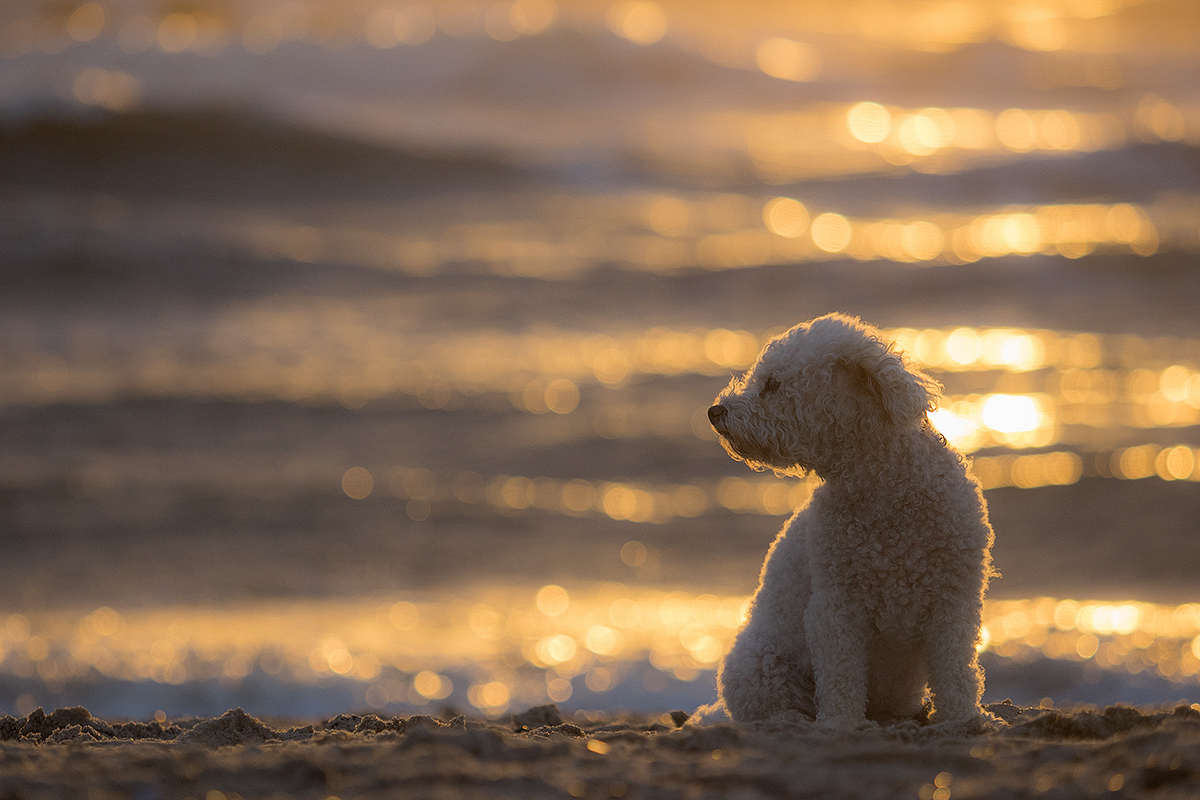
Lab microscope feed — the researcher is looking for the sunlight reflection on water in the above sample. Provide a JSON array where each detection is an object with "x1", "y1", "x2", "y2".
[
  {"x1": 5, "y1": 191, "x2": 1193, "y2": 278},
  {"x1": 5, "y1": 322, "x2": 1199, "y2": 460},
  {"x1": 2, "y1": 590, "x2": 1199, "y2": 718}
]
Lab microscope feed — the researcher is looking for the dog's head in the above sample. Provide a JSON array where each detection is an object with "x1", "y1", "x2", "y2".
[{"x1": 707, "y1": 313, "x2": 941, "y2": 476}]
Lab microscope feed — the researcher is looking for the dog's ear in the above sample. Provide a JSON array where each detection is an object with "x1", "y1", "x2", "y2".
[{"x1": 839, "y1": 350, "x2": 941, "y2": 426}]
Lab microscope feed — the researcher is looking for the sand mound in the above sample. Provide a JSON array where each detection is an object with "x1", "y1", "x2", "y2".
[
  {"x1": 0, "y1": 706, "x2": 183, "y2": 744},
  {"x1": 2, "y1": 703, "x2": 1198, "y2": 798},
  {"x1": 175, "y1": 708, "x2": 314, "y2": 746}
]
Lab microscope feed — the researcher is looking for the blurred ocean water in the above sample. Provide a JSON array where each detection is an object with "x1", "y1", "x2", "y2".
[{"x1": 1, "y1": 0, "x2": 1199, "y2": 719}]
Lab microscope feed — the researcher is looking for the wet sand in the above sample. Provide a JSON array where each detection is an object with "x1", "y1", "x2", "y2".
[{"x1": 3, "y1": 702, "x2": 1199, "y2": 799}]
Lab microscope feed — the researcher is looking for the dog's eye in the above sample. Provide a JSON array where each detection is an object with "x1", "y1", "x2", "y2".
[{"x1": 760, "y1": 376, "x2": 781, "y2": 397}]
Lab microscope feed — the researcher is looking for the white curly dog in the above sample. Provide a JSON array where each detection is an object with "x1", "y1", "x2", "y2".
[{"x1": 705, "y1": 313, "x2": 997, "y2": 730}]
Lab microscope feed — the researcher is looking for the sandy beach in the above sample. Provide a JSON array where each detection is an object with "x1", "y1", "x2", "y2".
[{"x1": 3, "y1": 702, "x2": 1200, "y2": 799}]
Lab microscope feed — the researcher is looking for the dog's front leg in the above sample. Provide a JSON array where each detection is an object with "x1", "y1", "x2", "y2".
[
  {"x1": 805, "y1": 592, "x2": 869, "y2": 729},
  {"x1": 923, "y1": 603, "x2": 987, "y2": 723}
]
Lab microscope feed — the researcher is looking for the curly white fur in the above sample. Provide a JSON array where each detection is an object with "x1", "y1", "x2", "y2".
[{"x1": 706, "y1": 313, "x2": 997, "y2": 729}]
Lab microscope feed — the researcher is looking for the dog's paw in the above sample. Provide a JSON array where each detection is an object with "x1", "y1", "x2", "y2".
[
  {"x1": 766, "y1": 708, "x2": 814, "y2": 725},
  {"x1": 928, "y1": 709, "x2": 1006, "y2": 735},
  {"x1": 974, "y1": 709, "x2": 1007, "y2": 732},
  {"x1": 814, "y1": 712, "x2": 873, "y2": 733}
]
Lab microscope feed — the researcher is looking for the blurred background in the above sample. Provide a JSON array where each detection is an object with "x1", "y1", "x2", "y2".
[{"x1": 1, "y1": 0, "x2": 1200, "y2": 722}]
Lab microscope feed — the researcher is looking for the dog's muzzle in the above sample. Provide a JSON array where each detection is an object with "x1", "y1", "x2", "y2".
[{"x1": 708, "y1": 404, "x2": 728, "y2": 432}]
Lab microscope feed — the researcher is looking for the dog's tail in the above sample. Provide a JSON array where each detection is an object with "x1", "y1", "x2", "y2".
[{"x1": 686, "y1": 698, "x2": 732, "y2": 726}]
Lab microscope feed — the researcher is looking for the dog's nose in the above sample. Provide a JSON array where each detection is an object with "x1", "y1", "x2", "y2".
[{"x1": 708, "y1": 405, "x2": 727, "y2": 426}]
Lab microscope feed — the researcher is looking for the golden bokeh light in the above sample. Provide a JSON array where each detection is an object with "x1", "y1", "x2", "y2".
[
  {"x1": 896, "y1": 109, "x2": 955, "y2": 156},
  {"x1": 755, "y1": 37, "x2": 821, "y2": 82},
  {"x1": 902, "y1": 220, "x2": 945, "y2": 261},
  {"x1": 535, "y1": 633, "x2": 578, "y2": 665},
  {"x1": 469, "y1": 680, "x2": 511, "y2": 711},
  {"x1": 969, "y1": 451, "x2": 1083, "y2": 490},
  {"x1": 544, "y1": 378, "x2": 581, "y2": 414},
  {"x1": 585, "y1": 667, "x2": 614, "y2": 692},
  {"x1": 66, "y1": 3, "x2": 106, "y2": 43},
  {"x1": 1137, "y1": 95, "x2": 1187, "y2": 143},
  {"x1": 590, "y1": 347, "x2": 630, "y2": 386},
  {"x1": 981, "y1": 394, "x2": 1043, "y2": 435},
  {"x1": 389, "y1": 601, "x2": 420, "y2": 630},
  {"x1": 762, "y1": 197, "x2": 809, "y2": 238},
  {"x1": 810, "y1": 213, "x2": 852, "y2": 253},
  {"x1": 1039, "y1": 109, "x2": 1082, "y2": 150},
  {"x1": 946, "y1": 327, "x2": 982, "y2": 365},
  {"x1": 1159, "y1": 445, "x2": 1196, "y2": 480},
  {"x1": 995, "y1": 108, "x2": 1037, "y2": 151},
  {"x1": 585, "y1": 625, "x2": 621, "y2": 656},
  {"x1": 846, "y1": 102, "x2": 892, "y2": 144},
  {"x1": 341, "y1": 466, "x2": 374, "y2": 499},
  {"x1": 535, "y1": 585, "x2": 570, "y2": 617},
  {"x1": 702, "y1": 328, "x2": 758, "y2": 369},
  {"x1": 546, "y1": 676, "x2": 572, "y2": 701},
  {"x1": 620, "y1": 541, "x2": 648, "y2": 567},
  {"x1": 643, "y1": 195, "x2": 690, "y2": 237},
  {"x1": 606, "y1": 1, "x2": 667, "y2": 45},
  {"x1": 413, "y1": 670, "x2": 453, "y2": 700}
]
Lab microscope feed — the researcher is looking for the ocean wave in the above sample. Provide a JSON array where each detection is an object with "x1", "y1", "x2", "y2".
[{"x1": 0, "y1": 105, "x2": 523, "y2": 203}]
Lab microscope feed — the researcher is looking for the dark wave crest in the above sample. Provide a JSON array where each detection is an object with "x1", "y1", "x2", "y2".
[{"x1": 0, "y1": 106, "x2": 522, "y2": 203}]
